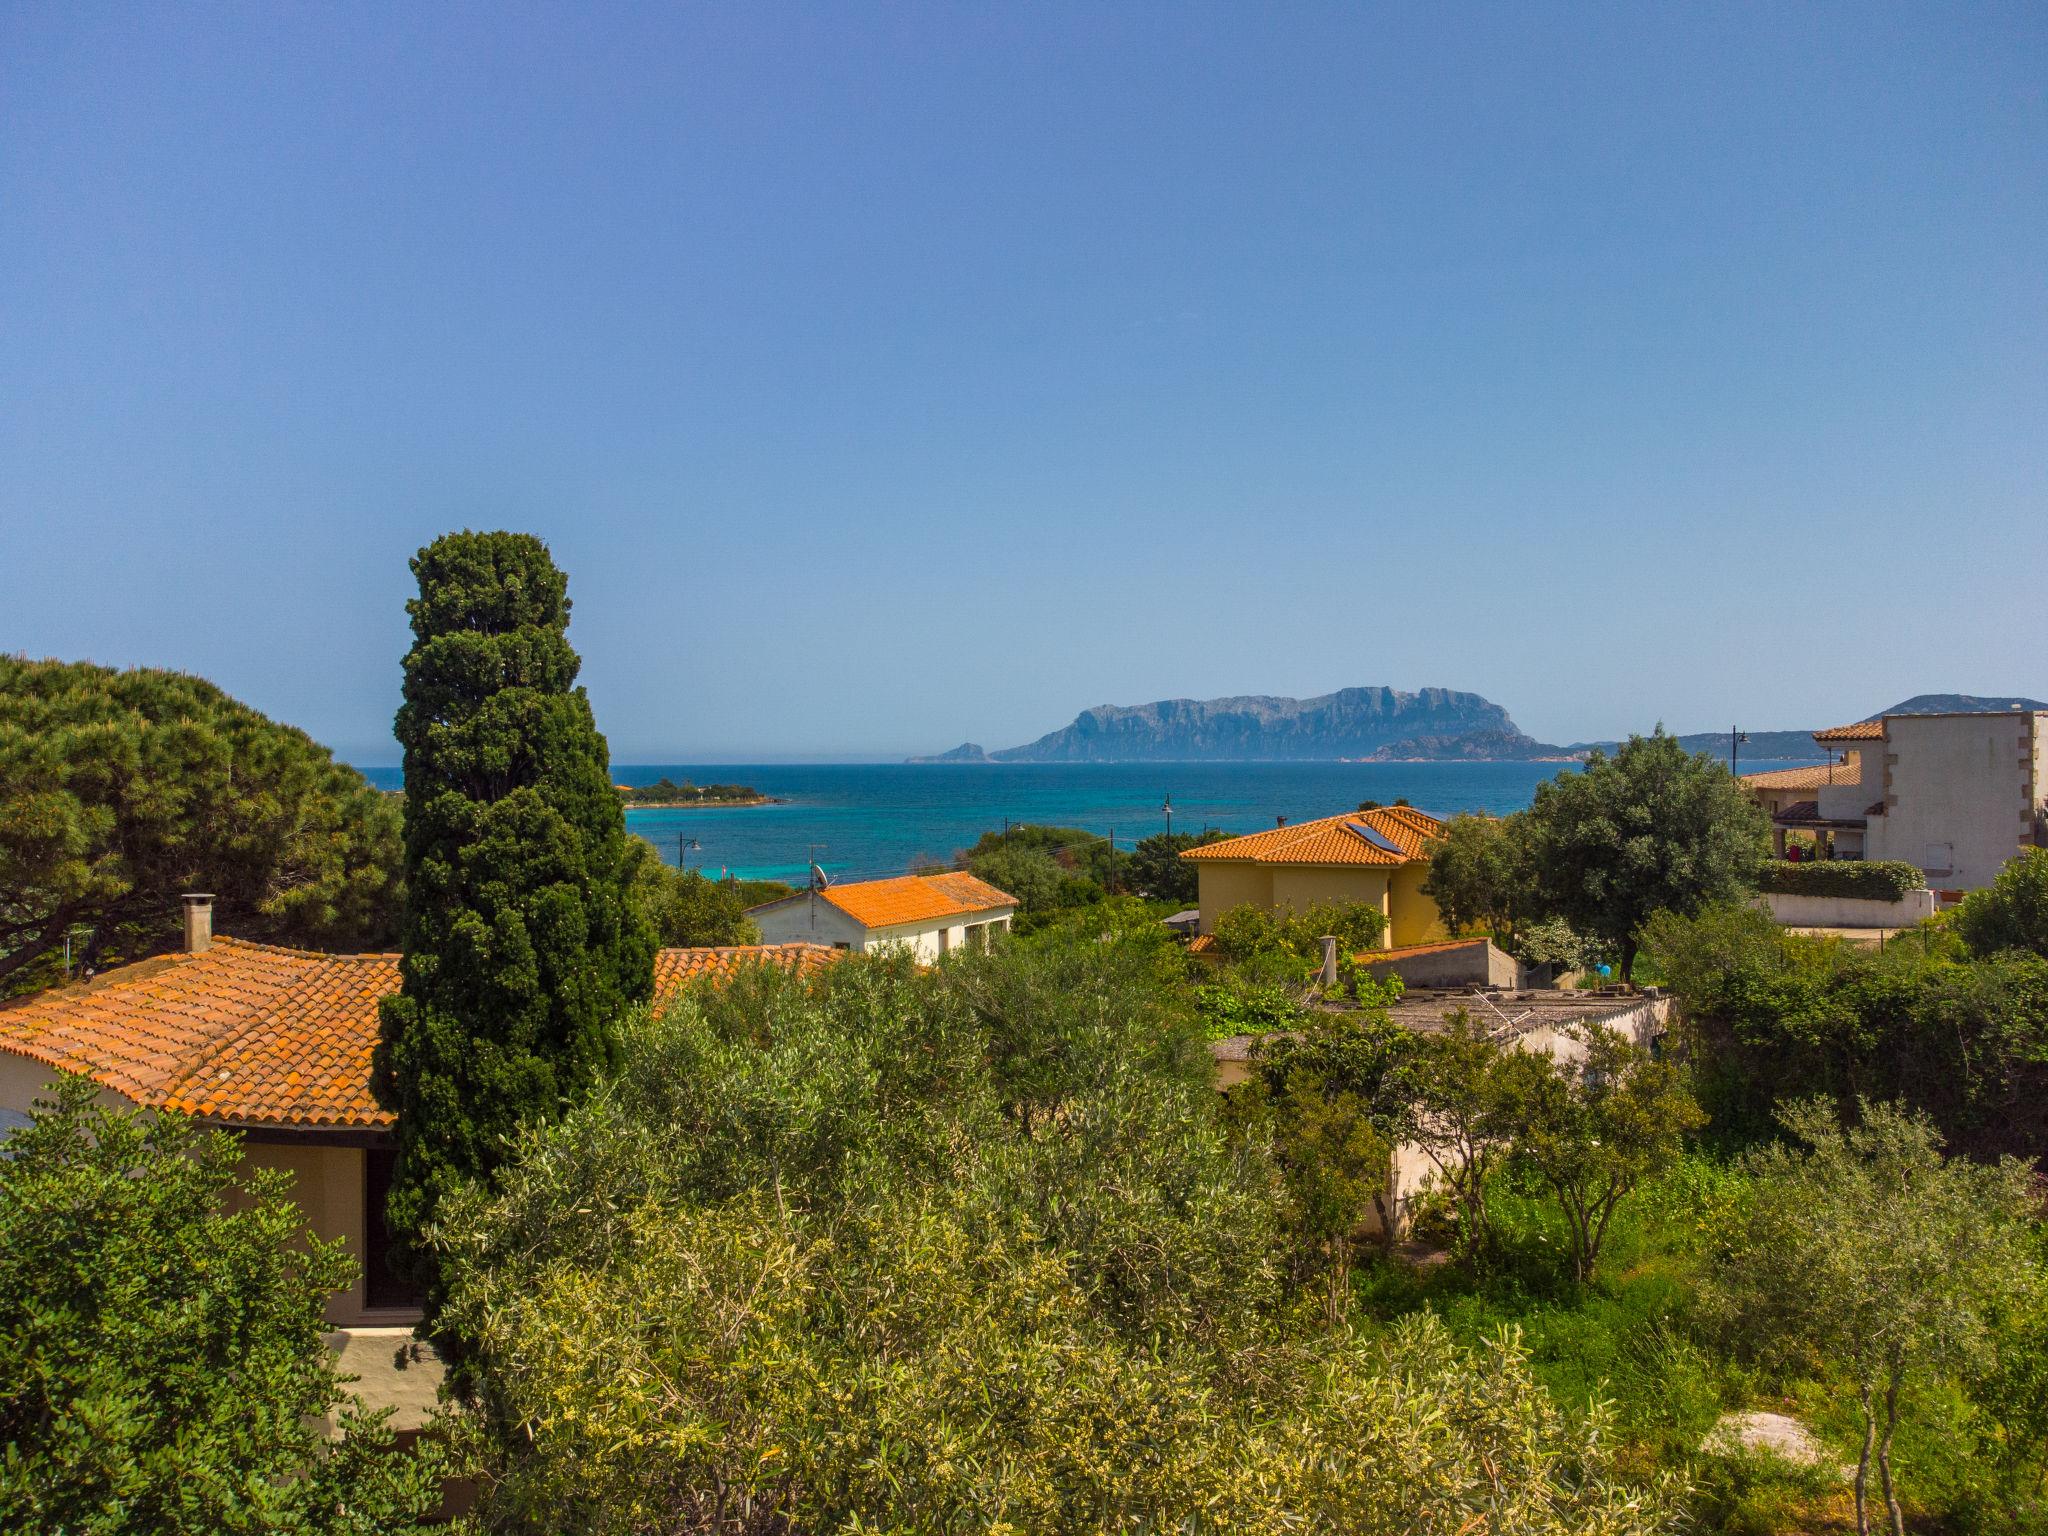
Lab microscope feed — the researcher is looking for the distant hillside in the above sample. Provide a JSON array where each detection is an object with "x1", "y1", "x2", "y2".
[
  {"x1": 907, "y1": 742, "x2": 991, "y2": 764},
  {"x1": 912, "y1": 689, "x2": 2046, "y2": 766},
  {"x1": 947, "y1": 687, "x2": 1548, "y2": 763}
]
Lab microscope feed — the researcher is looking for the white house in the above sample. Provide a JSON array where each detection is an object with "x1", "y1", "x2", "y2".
[
  {"x1": 1743, "y1": 709, "x2": 2047, "y2": 892},
  {"x1": 747, "y1": 872, "x2": 1017, "y2": 959}
]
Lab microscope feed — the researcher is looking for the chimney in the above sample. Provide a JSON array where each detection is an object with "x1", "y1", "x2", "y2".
[
  {"x1": 1276, "y1": 815, "x2": 1287, "y2": 828},
  {"x1": 1319, "y1": 935, "x2": 1340, "y2": 988},
  {"x1": 181, "y1": 893, "x2": 214, "y2": 954}
]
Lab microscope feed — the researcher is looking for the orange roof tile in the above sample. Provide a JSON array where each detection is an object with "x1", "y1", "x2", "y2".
[
  {"x1": 0, "y1": 937, "x2": 837, "y2": 1131},
  {"x1": 1179, "y1": 805, "x2": 1444, "y2": 868},
  {"x1": 1813, "y1": 720, "x2": 1885, "y2": 742},
  {"x1": 1740, "y1": 763, "x2": 1843, "y2": 790},
  {"x1": 794, "y1": 872, "x2": 1015, "y2": 930}
]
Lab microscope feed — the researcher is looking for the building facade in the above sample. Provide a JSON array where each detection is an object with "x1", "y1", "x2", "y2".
[
  {"x1": 746, "y1": 872, "x2": 1017, "y2": 959},
  {"x1": 1179, "y1": 804, "x2": 1449, "y2": 948},
  {"x1": 1743, "y1": 710, "x2": 2047, "y2": 890}
]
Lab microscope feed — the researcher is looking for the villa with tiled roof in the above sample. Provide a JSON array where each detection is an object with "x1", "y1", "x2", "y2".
[
  {"x1": 747, "y1": 871, "x2": 1017, "y2": 959},
  {"x1": 1179, "y1": 804, "x2": 1450, "y2": 948},
  {"x1": 0, "y1": 909, "x2": 837, "y2": 1333},
  {"x1": 1741, "y1": 709, "x2": 2047, "y2": 888}
]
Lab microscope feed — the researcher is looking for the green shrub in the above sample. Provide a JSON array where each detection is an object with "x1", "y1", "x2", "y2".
[
  {"x1": 0, "y1": 1080, "x2": 444, "y2": 1534},
  {"x1": 436, "y1": 939, "x2": 1685, "y2": 1534},
  {"x1": 1955, "y1": 847, "x2": 2048, "y2": 959},
  {"x1": 1755, "y1": 859, "x2": 1925, "y2": 901}
]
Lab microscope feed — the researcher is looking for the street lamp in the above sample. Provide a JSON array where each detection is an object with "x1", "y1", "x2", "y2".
[
  {"x1": 1730, "y1": 727, "x2": 1749, "y2": 777},
  {"x1": 1161, "y1": 794, "x2": 1174, "y2": 838}
]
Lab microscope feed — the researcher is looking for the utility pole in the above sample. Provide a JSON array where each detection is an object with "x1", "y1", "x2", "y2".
[{"x1": 1730, "y1": 726, "x2": 1749, "y2": 777}]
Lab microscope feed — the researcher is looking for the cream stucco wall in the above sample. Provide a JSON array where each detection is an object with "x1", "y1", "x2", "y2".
[
  {"x1": 1387, "y1": 864, "x2": 1448, "y2": 947},
  {"x1": 232, "y1": 1141, "x2": 423, "y2": 1329},
  {"x1": 1192, "y1": 864, "x2": 1273, "y2": 934},
  {"x1": 1195, "y1": 861, "x2": 1443, "y2": 949},
  {"x1": 1867, "y1": 713, "x2": 2045, "y2": 891}
]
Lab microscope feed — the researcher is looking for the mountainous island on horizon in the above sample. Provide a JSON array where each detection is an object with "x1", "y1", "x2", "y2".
[{"x1": 908, "y1": 689, "x2": 2048, "y2": 765}]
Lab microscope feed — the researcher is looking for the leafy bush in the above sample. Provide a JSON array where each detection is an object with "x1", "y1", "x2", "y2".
[
  {"x1": 1955, "y1": 847, "x2": 2048, "y2": 959},
  {"x1": 1755, "y1": 859, "x2": 1925, "y2": 901},
  {"x1": 1195, "y1": 975, "x2": 1310, "y2": 1038},
  {"x1": 623, "y1": 839, "x2": 758, "y2": 946},
  {"x1": 1646, "y1": 904, "x2": 2048, "y2": 1158},
  {"x1": 0, "y1": 1079, "x2": 444, "y2": 1534},
  {"x1": 436, "y1": 938, "x2": 1683, "y2": 1534},
  {"x1": 1209, "y1": 900, "x2": 1388, "y2": 974}
]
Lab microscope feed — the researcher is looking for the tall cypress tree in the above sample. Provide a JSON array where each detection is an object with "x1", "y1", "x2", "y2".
[{"x1": 374, "y1": 532, "x2": 655, "y2": 1307}]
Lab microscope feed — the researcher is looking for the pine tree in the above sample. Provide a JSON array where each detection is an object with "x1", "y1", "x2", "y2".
[{"x1": 373, "y1": 532, "x2": 654, "y2": 1311}]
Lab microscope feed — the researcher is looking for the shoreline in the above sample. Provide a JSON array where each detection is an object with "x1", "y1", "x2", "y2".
[{"x1": 620, "y1": 795, "x2": 782, "y2": 811}]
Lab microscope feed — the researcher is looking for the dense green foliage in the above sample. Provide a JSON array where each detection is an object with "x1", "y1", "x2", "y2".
[
  {"x1": 959, "y1": 823, "x2": 1123, "y2": 924},
  {"x1": 1755, "y1": 859, "x2": 1925, "y2": 901},
  {"x1": 1423, "y1": 736, "x2": 1763, "y2": 978},
  {"x1": 0, "y1": 1079, "x2": 443, "y2": 1534},
  {"x1": 1647, "y1": 903, "x2": 2048, "y2": 1157},
  {"x1": 0, "y1": 656, "x2": 401, "y2": 991},
  {"x1": 1209, "y1": 898, "x2": 1389, "y2": 976},
  {"x1": 1955, "y1": 847, "x2": 2048, "y2": 959},
  {"x1": 1711, "y1": 1100, "x2": 2039, "y2": 1536},
  {"x1": 1127, "y1": 827, "x2": 1231, "y2": 902},
  {"x1": 435, "y1": 937, "x2": 1682, "y2": 1534},
  {"x1": 1496, "y1": 1025, "x2": 1704, "y2": 1284},
  {"x1": 373, "y1": 532, "x2": 656, "y2": 1312},
  {"x1": 1525, "y1": 731, "x2": 1768, "y2": 978},
  {"x1": 614, "y1": 776, "x2": 762, "y2": 805},
  {"x1": 1423, "y1": 811, "x2": 1537, "y2": 944},
  {"x1": 623, "y1": 840, "x2": 758, "y2": 946}
]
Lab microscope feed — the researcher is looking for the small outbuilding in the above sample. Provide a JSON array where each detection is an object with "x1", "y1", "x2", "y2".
[{"x1": 747, "y1": 871, "x2": 1017, "y2": 959}]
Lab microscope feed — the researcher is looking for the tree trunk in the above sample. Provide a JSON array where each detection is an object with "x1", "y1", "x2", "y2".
[
  {"x1": 1854, "y1": 1383, "x2": 1875, "y2": 1536},
  {"x1": 1879, "y1": 1367, "x2": 1904, "y2": 1536},
  {"x1": 0, "y1": 922, "x2": 67, "y2": 984}
]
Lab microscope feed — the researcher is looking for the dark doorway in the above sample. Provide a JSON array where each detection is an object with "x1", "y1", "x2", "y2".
[{"x1": 362, "y1": 1148, "x2": 425, "y2": 1311}]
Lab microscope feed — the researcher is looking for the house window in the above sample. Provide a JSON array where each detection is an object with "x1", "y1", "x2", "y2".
[
  {"x1": 1924, "y1": 843, "x2": 1954, "y2": 876},
  {"x1": 362, "y1": 1148, "x2": 424, "y2": 1311}
]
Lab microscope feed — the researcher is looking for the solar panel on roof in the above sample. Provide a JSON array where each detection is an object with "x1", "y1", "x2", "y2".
[{"x1": 1346, "y1": 821, "x2": 1406, "y2": 857}]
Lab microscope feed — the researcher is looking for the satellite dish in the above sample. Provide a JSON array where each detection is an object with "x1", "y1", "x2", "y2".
[{"x1": 810, "y1": 863, "x2": 831, "y2": 889}]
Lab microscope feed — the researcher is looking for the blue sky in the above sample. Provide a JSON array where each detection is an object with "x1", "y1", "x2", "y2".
[{"x1": 3, "y1": 4, "x2": 2043, "y2": 763}]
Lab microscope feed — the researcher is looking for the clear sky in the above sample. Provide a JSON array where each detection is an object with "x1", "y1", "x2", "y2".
[{"x1": 3, "y1": 4, "x2": 2043, "y2": 763}]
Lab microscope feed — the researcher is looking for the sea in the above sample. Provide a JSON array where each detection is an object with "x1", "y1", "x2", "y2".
[{"x1": 355, "y1": 759, "x2": 1823, "y2": 888}]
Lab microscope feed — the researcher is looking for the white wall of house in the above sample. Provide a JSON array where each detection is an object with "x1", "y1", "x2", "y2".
[
  {"x1": 1758, "y1": 889, "x2": 1939, "y2": 928},
  {"x1": 1867, "y1": 713, "x2": 2045, "y2": 891},
  {"x1": 748, "y1": 891, "x2": 873, "y2": 949},
  {"x1": 1814, "y1": 745, "x2": 1875, "y2": 823}
]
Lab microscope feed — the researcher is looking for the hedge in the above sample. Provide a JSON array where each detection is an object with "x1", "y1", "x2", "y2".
[{"x1": 1756, "y1": 860, "x2": 1926, "y2": 901}]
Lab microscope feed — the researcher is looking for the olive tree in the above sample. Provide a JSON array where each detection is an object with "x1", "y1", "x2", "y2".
[
  {"x1": 1525, "y1": 730, "x2": 1767, "y2": 978},
  {"x1": 1713, "y1": 1099, "x2": 2039, "y2": 1536},
  {"x1": 1497, "y1": 1022, "x2": 1704, "y2": 1284}
]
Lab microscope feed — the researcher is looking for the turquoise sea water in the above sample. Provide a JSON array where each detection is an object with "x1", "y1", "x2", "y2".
[{"x1": 357, "y1": 759, "x2": 1821, "y2": 887}]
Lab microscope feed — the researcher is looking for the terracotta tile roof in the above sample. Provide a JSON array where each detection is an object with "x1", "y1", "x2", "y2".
[
  {"x1": 1179, "y1": 805, "x2": 1444, "y2": 868},
  {"x1": 804, "y1": 872, "x2": 1016, "y2": 930},
  {"x1": 0, "y1": 937, "x2": 837, "y2": 1131},
  {"x1": 1813, "y1": 720, "x2": 1885, "y2": 742},
  {"x1": 1741, "y1": 763, "x2": 1844, "y2": 790},
  {"x1": 1187, "y1": 934, "x2": 1217, "y2": 955}
]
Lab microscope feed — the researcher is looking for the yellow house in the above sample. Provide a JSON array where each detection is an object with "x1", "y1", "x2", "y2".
[{"x1": 1179, "y1": 804, "x2": 1449, "y2": 948}]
